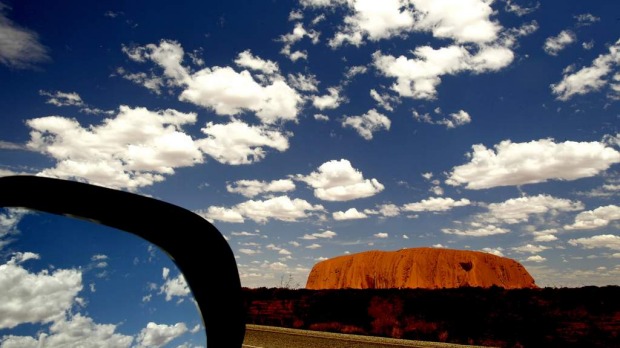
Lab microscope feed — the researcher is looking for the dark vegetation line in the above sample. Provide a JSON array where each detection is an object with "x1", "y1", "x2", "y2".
[{"x1": 242, "y1": 286, "x2": 620, "y2": 348}]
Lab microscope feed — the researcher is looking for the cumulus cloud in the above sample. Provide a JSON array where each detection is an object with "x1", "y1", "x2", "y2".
[
  {"x1": 234, "y1": 49, "x2": 279, "y2": 75},
  {"x1": 227, "y1": 179, "x2": 296, "y2": 198},
  {"x1": 525, "y1": 255, "x2": 546, "y2": 263},
  {"x1": 39, "y1": 90, "x2": 85, "y2": 107},
  {"x1": 512, "y1": 244, "x2": 549, "y2": 254},
  {"x1": 236, "y1": 196, "x2": 324, "y2": 223},
  {"x1": 413, "y1": 109, "x2": 471, "y2": 128},
  {"x1": 551, "y1": 39, "x2": 620, "y2": 101},
  {"x1": 568, "y1": 234, "x2": 620, "y2": 251},
  {"x1": 207, "y1": 196, "x2": 324, "y2": 224},
  {"x1": 369, "y1": 89, "x2": 399, "y2": 112},
  {"x1": 295, "y1": 159, "x2": 384, "y2": 201},
  {"x1": 564, "y1": 205, "x2": 620, "y2": 230},
  {"x1": 137, "y1": 322, "x2": 188, "y2": 347},
  {"x1": 301, "y1": 230, "x2": 337, "y2": 240},
  {"x1": 0, "y1": 4, "x2": 50, "y2": 69},
  {"x1": 0, "y1": 254, "x2": 82, "y2": 329},
  {"x1": 121, "y1": 40, "x2": 303, "y2": 124},
  {"x1": 279, "y1": 22, "x2": 319, "y2": 61},
  {"x1": 402, "y1": 197, "x2": 471, "y2": 212},
  {"x1": 197, "y1": 120, "x2": 290, "y2": 165},
  {"x1": 442, "y1": 224, "x2": 510, "y2": 237},
  {"x1": 373, "y1": 44, "x2": 514, "y2": 100},
  {"x1": 196, "y1": 206, "x2": 245, "y2": 223},
  {"x1": 543, "y1": 30, "x2": 576, "y2": 56},
  {"x1": 374, "y1": 232, "x2": 389, "y2": 238},
  {"x1": 321, "y1": 0, "x2": 500, "y2": 47},
  {"x1": 333, "y1": 208, "x2": 368, "y2": 220},
  {"x1": 159, "y1": 269, "x2": 190, "y2": 301},
  {"x1": 287, "y1": 72, "x2": 319, "y2": 92},
  {"x1": 25, "y1": 106, "x2": 204, "y2": 190},
  {"x1": 342, "y1": 109, "x2": 391, "y2": 140},
  {"x1": 1, "y1": 314, "x2": 134, "y2": 347},
  {"x1": 446, "y1": 138, "x2": 620, "y2": 190},
  {"x1": 532, "y1": 229, "x2": 559, "y2": 242},
  {"x1": 504, "y1": 0, "x2": 540, "y2": 16},
  {"x1": 312, "y1": 87, "x2": 343, "y2": 110},
  {"x1": 480, "y1": 194, "x2": 584, "y2": 224}
]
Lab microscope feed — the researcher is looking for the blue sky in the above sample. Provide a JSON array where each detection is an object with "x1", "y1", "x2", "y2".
[{"x1": 1, "y1": 0, "x2": 619, "y2": 346}]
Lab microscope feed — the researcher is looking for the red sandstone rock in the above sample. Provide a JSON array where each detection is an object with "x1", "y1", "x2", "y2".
[{"x1": 306, "y1": 247, "x2": 537, "y2": 290}]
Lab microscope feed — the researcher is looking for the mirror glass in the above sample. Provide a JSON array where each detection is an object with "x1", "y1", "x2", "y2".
[{"x1": 0, "y1": 207, "x2": 206, "y2": 347}]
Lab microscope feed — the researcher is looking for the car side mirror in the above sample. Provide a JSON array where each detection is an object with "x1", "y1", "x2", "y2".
[{"x1": 0, "y1": 175, "x2": 246, "y2": 348}]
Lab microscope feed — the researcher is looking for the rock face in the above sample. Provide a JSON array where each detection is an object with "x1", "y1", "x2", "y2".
[{"x1": 306, "y1": 247, "x2": 537, "y2": 290}]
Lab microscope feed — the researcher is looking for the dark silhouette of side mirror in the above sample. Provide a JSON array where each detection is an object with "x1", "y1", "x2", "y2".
[{"x1": 0, "y1": 175, "x2": 246, "y2": 348}]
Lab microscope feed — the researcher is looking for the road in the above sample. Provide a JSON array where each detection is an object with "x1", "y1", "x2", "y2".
[{"x1": 242, "y1": 325, "x2": 491, "y2": 348}]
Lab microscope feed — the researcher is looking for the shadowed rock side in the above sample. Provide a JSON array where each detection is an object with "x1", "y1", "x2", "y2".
[{"x1": 306, "y1": 247, "x2": 537, "y2": 290}]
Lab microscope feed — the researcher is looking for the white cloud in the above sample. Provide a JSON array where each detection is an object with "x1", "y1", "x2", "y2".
[
  {"x1": 325, "y1": 0, "x2": 500, "y2": 47},
  {"x1": 39, "y1": 90, "x2": 85, "y2": 107},
  {"x1": 551, "y1": 39, "x2": 620, "y2": 100},
  {"x1": 116, "y1": 68, "x2": 165, "y2": 95},
  {"x1": 344, "y1": 65, "x2": 368, "y2": 79},
  {"x1": 564, "y1": 205, "x2": 620, "y2": 230},
  {"x1": 0, "y1": 255, "x2": 82, "y2": 329},
  {"x1": 234, "y1": 196, "x2": 325, "y2": 223},
  {"x1": 333, "y1": 208, "x2": 368, "y2": 220},
  {"x1": 374, "y1": 232, "x2": 388, "y2": 238},
  {"x1": 402, "y1": 197, "x2": 471, "y2": 212},
  {"x1": 533, "y1": 229, "x2": 559, "y2": 242},
  {"x1": 442, "y1": 224, "x2": 510, "y2": 237},
  {"x1": 306, "y1": 243, "x2": 322, "y2": 249},
  {"x1": 569, "y1": 235, "x2": 620, "y2": 251},
  {"x1": 26, "y1": 106, "x2": 204, "y2": 190},
  {"x1": 160, "y1": 272, "x2": 190, "y2": 301},
  {"x1": 279, "y1": 22, "x2": 319, "y2": 61},
  {"x1": 227, "y1": 179, "x2": 296, "y2": 197},
  {"x1": 481, "y1": 247, "x2": 504, "y2": 256},
  {"x1": 0, "y1": 4, "x2": 49, "y2": 68},
  {"x1": 377, "y1": 203, "x2": 400, "y2": 217},
  {"x1": 122, "y1": 40, "x2": 303, "y2": 124},
  {"x1": 312, "y1": 87, "x2": 343, "y2": 110},
  {"x1": 504, "y1": 0, "x2": 539, "y2": 16},
  {"x1": 373, "y1": 44, "x2": 514, "y2": 100},
  {"x1": 1, "y1": 314, "x2": 134, "y2": 348},
  {"x1": 525, "y1": 255, "x2": 546, "y2": 263},
  {"x1": 234, "y1": 49, "x2": 280, "y2": 75},
  {"x1": 342, "y1": 109, "x2": 391, "y2": 140},
  {"x1": 0, "y1": 208, "x2": 26, "y2": 243},
  {"x1": 287, "y1": 72, "x2": 319, "y2": 92},
  {"x1": 575, "y1": 13, "x2": 600, "y2": 26},
  {"x1": 314, "y1": 114, "x2": 329, "y2": 121},
  {"x1": 512, "y1": 244, "x2": 549, "y2": 254},
  {"x1": 439, "y1": 110, "x2": 471, "y2": 128},
  {"x1": 196, "y1": 206, "x2": 245, "y2": 223},
  {"x1": 289, "y1": 10, "x2": 304, "y2": 21},
  {"x1": 414, "y1": 109, "x2": 471, "y2": 128},
  {"x1": 239, "y1": 248, "x2": 261, "y2": 255},
  {"x1": 301, "y1": 230, "x2": 337, "y2": 240},
  {"x1": 328, "y1": 0, "x2": 416, "y2": 47},
  {"x1": 447, "y1": 138, "x2": 620, "y2": 189},
  {"x1": 137, "y1": 322, "x2": 188, "y2": 347},
  {"x1": 543, "y1": 30, "x2": 576, "y2": 56},
  {"x1": 369, "y1": 89, "x2": 399, "y2": 112},
  {"x1": 197, "y1": 120, "x2": 290, "y2": 165},
  {"x1": 295, "y1": 159, "x2": 384, "y2": 201},
  {"x1": 411, "y1": 0, "x2": 501, "y2": 44},
  {"x1": 481, "y1": 194, "x2": 584, "y2": 224}
]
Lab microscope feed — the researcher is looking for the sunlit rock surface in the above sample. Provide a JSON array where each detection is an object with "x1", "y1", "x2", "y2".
[{"x1": 306, "y1": 247, "x2": 537, "y2": 289}]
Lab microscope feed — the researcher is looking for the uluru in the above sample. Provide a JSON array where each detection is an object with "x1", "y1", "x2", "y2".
[{"x1": 306, "y1": 247, "x2": 537, "y2": 290}]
